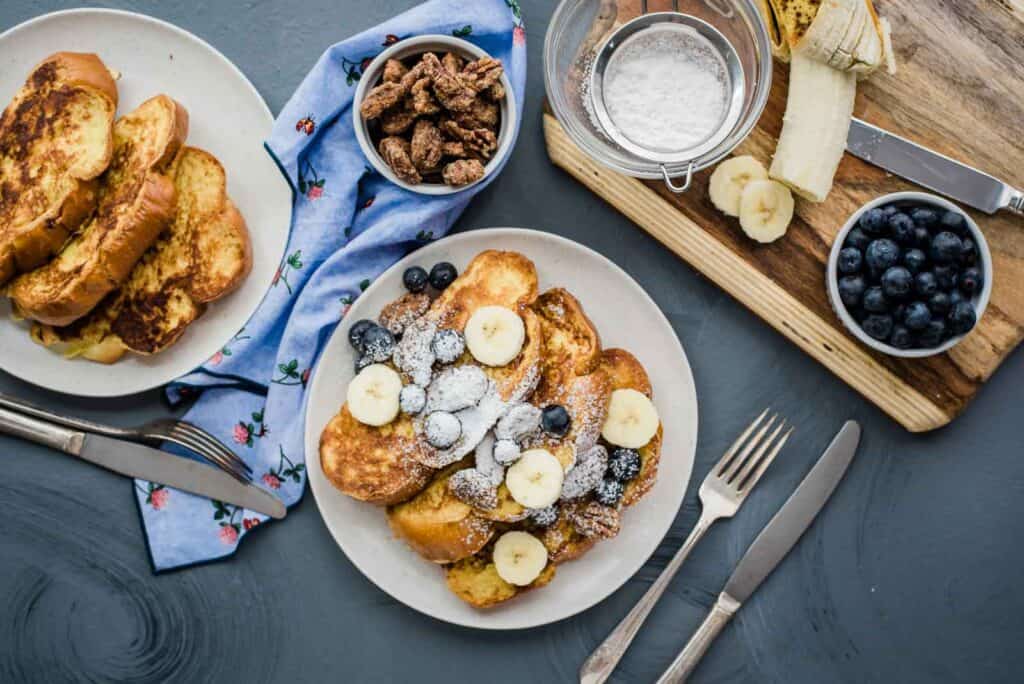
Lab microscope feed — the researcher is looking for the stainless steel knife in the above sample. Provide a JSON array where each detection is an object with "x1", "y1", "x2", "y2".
[
  {"x1": 0, "y1": 406, "x2": 285, "y2": 519},
  {"x1": 847, "y1": 118, "x2": 1023, "y2": 216},
  {"x1": 657, "y1": 420, "x2": 861, "y2": 683}
]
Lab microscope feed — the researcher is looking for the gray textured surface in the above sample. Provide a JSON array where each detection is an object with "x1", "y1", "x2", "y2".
[{"x1": 1, "y1": 1, "x2": 1022, "y2": 682}]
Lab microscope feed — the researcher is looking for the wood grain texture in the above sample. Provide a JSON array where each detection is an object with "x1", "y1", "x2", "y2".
[{"x1": 544, "y1": 0, "x2": 1024, "y2": 432}]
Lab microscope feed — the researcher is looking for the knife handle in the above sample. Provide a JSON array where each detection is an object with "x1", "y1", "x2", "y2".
[
  {"x1": 0, "y1": 406, "x2": 84, "y2": 454},
  {"x1": 656, "y1": 592, "x2": 740, "y2": 684},
  {"x1": 1008, "y1": 189, "x2": 1023, "y2": 215}
]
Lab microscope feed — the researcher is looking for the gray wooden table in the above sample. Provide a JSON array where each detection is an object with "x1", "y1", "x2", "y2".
[{"x1": 2, "y1": 2, "x2": 1022, "y2": 682}]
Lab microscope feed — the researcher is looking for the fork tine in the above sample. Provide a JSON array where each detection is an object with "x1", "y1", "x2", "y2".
[
  {"x1": 731, "y1": 420, "x2": 785, "y2": 486},
  {"x1": 174, "y1": 423, "x2": 253, "y2": 473},
  {"x1": 737, "y1": 426, "x2": 793, "y2": 492},
  {"x1": 715, "y1": 408, "x2": 769, "y2": 476},
  {"x1": 722, "y1": 414, "x2": 777, "y2": 482},
  {"x1": 168, "y1": 428, "x2": 251, "y2": 482}
]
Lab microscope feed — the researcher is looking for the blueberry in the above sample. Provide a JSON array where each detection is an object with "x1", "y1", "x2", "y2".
[
  {"x1": 428, "y1": 262, "x2": 458, "y2": 290},
  {"x1": 402, "y1": 266, "x2": 429, "y2": 293},
  {"x1": 959, "y1": 267, "x2": 983, "y2": 296},
  {"x1": 541, "y1": 404, "x2": 571, "y2": 437},
  {"x1": 595, "y1": 479, "x2": 624, "y2": 507},
  {"x1": 399, "y1": 384, "x2": 427, "y2": 415},
  {"x1": 917, "y1": 320, "x2": 948, "y2": 347},
  {"x1": 881, "y1": 266, "x2": 913, "y2": 300},
  {"x1": 837, "y1": 247, "x2": 863, "y2": 275},
  {"x1": 914, "y1": 271, "x2": 938, "y2": 298},
  {"x1": 892, "y1": 303, "x2": 908, "y2": 324},
  {"x1": 361, "y1": 325, "x2": 396, "y2": 362},
  {"x1": 912, "y1": 226, "x2": 932, "y2": 248},
  {"x1": 861, "y1": 314, "x2": 894, "y2": 341},
  {"x1": 934, "y1": 264, "x2": 959, "y2": 290},
  {"x1": 858, "y1": 208, "x2": 886, "y2": 235},
  {"x1": 845, "y1": 227, "x2": 872, "y2": 251},
  {"x1": 865, "y1": 239, "x2": 900, "y2": 277},
  {"x1": 930, "y1": 232, "x2": 963, "y2": 264},
  {"x1": 881, "y1": 204, "x2": 900, "y2": 218},
  {"x1": 928, "y1": 292, "x2": 952, "y2": 316},
  {"x1": 838, "y1": 275, "x2": 866, "y2": 308},
  {"x1": 608, "y1": 448, "x2": 641, "y2": 483},
  {"x1": 911, "y1": 207, "x2": 938, "y2": 228},
  {"x1": 959, "y1": 238, "x2": 978, "y2": 265},
  {"x1": 903, "y1": 301, "x2": 932, "y2": 331},
  {"x1": 888, "y1": 213, "x2": 915, "y2": 244},
  {"x1": 948, "y1": 301, "x2": 978, "y2": 336},
  {"x1": 949, "y1": 289, "x2": 965, "y2": 306},
  {"x1": 431, "y1": 329, "x2": 465, "y2": 364},
  {"x1": 348, "y1": 319, "x2": 376, "y2": 351},
  {"x1": 889, "y1": 326, "x2": 913, "y2": 349},
  {"x1": 530, "y1": 506, "x2": 559, "y2": 528},
  {"x1": 862, "y1": 286, "x2": 889, "y2": 313},
  {"x1": 902, "y1": 248, "x2": 927, "y2": 275},
  {"x1": 354, "y1": 354, "x2": 374, "y2": 374},
  {"x1": 939, "y1": 210, "x2": 968, "y2": 235}
]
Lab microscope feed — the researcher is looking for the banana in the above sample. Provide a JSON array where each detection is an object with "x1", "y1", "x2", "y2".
[
  {"x1": 601, "y1": 389, "x2": 660, "y2": 449},
  {"x1": 769, "y1": 50, "x2": 856, "y2": 202},
  {"x1": 464, "y1": 306, "x2": 526, "y2": 367},
  {"x1": 493, "y1": 531, "x2": 548, "y2": 586},
  {"x1": 347, "y1": 364, "x2": 402, "y2": 426},
  {"x1": 709, "y1": 156, "x2": 769, "y2": 217},
  {"x1": 738, "y1": 179, "x2": 795, "y2": 243},
  {"x1": 505, "y1": 449, "x2": 564, "y2": 509}
]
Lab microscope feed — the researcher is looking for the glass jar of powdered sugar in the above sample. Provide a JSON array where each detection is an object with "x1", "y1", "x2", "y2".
[{"x1": 544, "y1": 0, "x2": 773, "y2": 193}]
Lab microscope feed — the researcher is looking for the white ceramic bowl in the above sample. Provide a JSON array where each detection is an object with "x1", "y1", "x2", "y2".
[
  {"x1": 352, "y1": 35, "x2": 516, "y2": 195},
  {"x1": 827, "y1": 192, "x2": 993, "y2": 358}
]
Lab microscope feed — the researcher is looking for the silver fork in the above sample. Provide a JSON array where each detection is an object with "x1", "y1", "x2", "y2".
[
  {"x1": 579, "y1": 409, "x2": 792, "y2": 684},
  {"x1": 0, "y1": 393, "x2": 252, "y2": 483}
]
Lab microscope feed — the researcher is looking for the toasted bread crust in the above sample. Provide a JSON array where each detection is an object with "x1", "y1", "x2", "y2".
[
  {"x1": 0, "y1": 52, "x2": 117, "y2": 285},
  {"x1": 8, "y1": 96, "x2": 187, "y2": 326}
]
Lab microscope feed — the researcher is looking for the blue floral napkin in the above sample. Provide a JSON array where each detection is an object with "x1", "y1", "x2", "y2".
[{"x1": 134, "y1": 0, "x2": 527, "y2": 571}]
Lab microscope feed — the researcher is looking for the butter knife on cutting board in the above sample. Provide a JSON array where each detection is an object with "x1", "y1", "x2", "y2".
[
  {"x1": 0, "y1": 406, "x2": 285, "y2": 519},
  {"x1": 847, "y1": 118, "x2": 1024, "y2": 216}
]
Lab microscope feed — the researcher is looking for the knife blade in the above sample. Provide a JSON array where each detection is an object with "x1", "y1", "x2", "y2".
[
  {"x1": 846, "y1": 118, "x2": 1023, "y2": 215},
  {"x1": 0, "y1": 406, "x2": 285, "y2": 519},
  {"x1": 724, "y1": 420, "x2": 860, "y2": 603}
]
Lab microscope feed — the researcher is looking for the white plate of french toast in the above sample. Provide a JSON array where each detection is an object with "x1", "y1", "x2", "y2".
[
  {"x1": 305, "y1": 229, "x2": 698, "y2": 629},
  {"x1": 0, "y1": 9, "x2": 290, "y2": 396}
]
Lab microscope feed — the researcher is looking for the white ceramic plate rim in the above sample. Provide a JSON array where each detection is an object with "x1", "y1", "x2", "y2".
[
  {"x1": 0, "y1": 8, "x2": 291, "y2": 397},
  {"x1": 303, "y1": 228, "x2": 698, "y2": 630}
]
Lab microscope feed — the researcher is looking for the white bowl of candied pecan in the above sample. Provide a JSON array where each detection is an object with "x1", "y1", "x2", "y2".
[{"x1": 354, "y1": 35, "x2": 516, "y2": 195}]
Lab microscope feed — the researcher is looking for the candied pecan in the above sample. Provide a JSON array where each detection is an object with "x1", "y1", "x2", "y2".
[
  {"x1": 440, "y1": 119, "x2": 497, "y2": 157},
  {"x1": 411, "y1": 119, "x2": 444, "y2": 173},
  {"x1": 379, "y1": 136, "x2": 421, "y2": 184},
  {"x1": 410, "y1": 78, "x2": 441, "y2": 116},
  {"x1": 379, "y1": 292, "x2": 430, "y2": 335},
  {"x1": 442, "y1": 52, "x2": 465, "y2": 74},
  {"x1": 454, "y1": 99, "x2": 499, "y2": 130},
  {"x1": 382, "y1": 58, "x2": 409, "y2": 83},
  {"x1": 423, "y1": 53, "x2": 476, "y2": 112},
  {"x1": 442, "y1": 159, "x2": 485, "y2": 186},
  {"x1": 359, "y1": 81, "x2": 405, "y2": 119},
  {"x1": 380, "y1": 105, "x2": 416, "y2": 135},
  {"x1": 462, "y1": 57, "x2": 504, "y2": 93},
  {"x1": 483, "y1": 81, "x2": 505, "y2": 102},
  {"x1": 566, "y1": 501, "x2": 620, "y2": 539},
  {"x1": 399, "y1": 59, "x2": 429, "y2": 91},
  {"x1": 442, "y1": 141, "x2": 468, "y2": 158}
]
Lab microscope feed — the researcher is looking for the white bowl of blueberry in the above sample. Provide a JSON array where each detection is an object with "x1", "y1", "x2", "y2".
[{"x1": 827, "y1": 192, "x2": 992, "y2": 358}]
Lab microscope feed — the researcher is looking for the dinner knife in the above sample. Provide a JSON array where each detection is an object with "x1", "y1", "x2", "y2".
[
  {"x1": 656, "y1": 420, "x2": 861, "y2": 683},
  {"x1": 0, "y1": 406, "x2": 285, "y2": 519},
  {"x1": 847, "y1": 118, "x2": 1023, "y2": 216}
]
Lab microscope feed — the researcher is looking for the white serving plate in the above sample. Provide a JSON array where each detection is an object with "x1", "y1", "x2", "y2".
[
  {"x1": 304, "y1": 228, "x2": 698, "y2": 630},
  {"x1": 0, "y1": 9, "x2": 290, "y2": 397}
]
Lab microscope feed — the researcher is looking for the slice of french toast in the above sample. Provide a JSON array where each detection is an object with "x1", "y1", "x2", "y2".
[
  {"x1": 30, "y1": 147, "x2": 252, "y2": 363},
  {"x1": 0, "y1": 52, "x2": 118, "y2": 286},
  {"x1": 445, "y1": 547, "x2": 556, "y2": 609},
  {"x1": 7, "y1": 95, "x2": 188, "y2": 326}
]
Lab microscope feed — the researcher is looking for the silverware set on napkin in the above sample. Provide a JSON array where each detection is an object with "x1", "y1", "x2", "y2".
[
  {"x1": 0, "y1": 392, "x2": 285, "y2": 519},
  {"x1": 580, "y1": 412, "x2": 861, "y2": 683}
]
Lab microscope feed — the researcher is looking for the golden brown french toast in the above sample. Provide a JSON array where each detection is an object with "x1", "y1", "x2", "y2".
[
  {"x1": 0, "y1": 52, "x2": 118, "y2": 286},
  {"x1": 8, "y1": 95, "x2": 188, "y2": 326},
  {"x1": 445, "y1": 548, "x2": 556, "y2": 609},
  {"x1": 30, "y1": 146, "x2": 252, "y2": 363}
]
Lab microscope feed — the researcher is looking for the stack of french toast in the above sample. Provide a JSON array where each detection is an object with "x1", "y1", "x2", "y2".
[
  {"x1": 0, "y1": 52, "x2": 251, "y2": 363},
  {"x1": 320, "y1": 250, "x2": 664, "y2": 608}
]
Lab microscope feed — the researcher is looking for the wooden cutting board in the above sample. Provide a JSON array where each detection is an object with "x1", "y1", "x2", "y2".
[{"x1": 544, "y1": 0, "x2": 1024, "y2": 432}]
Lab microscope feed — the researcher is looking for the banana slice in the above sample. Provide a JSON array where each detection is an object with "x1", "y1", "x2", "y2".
[
  {"x1": 601, "y1": 389, "x2": 660, "y2": 449},
  {"x1": 464, "y1": 306, "x2": 525, "y2": 367},
  {"x1": 346, "y1": 364, "x2": 402, "y2": 426},
  {"x1": 738, "y1": 179, "x2": 795, "y2": 244},
  {"x1": 709, "y1": 155, "x2": 768, "y2": 217},
  {"x1": 493, "y1": 531, "x2": 548, "y2": 586},
  {"x1": 505, "y1": 449, "x2": 564, "y2": 509}
]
